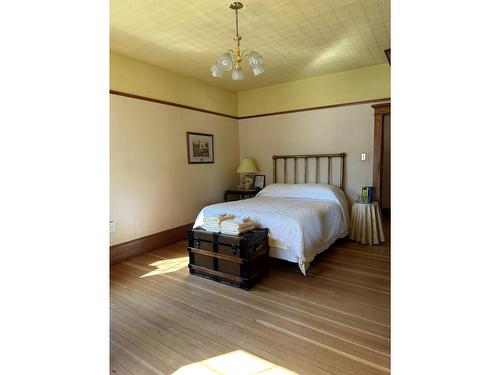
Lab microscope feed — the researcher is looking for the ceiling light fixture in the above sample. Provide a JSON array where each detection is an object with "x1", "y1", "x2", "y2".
[{"x1": 210, "y1": 2, "x2": 264, "y2": 80}]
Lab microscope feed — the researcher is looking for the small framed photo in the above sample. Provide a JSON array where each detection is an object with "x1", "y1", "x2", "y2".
[
  {"x1": 253, "y1": 174, "x2": 265, "y2": 190},
  {"x1": 186, "y1": 132, "x2": 214, "y2": 164}
]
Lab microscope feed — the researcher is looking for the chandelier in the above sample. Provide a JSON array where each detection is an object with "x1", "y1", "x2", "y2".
[{"x1": 210, "y1": 2, "x2": 264, "y2": 80}]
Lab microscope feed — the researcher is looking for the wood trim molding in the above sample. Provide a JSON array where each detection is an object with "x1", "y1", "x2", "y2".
[
  {"x1": 384, "y1": 49, "x2": 391, "y2": 65},
  {"x1": 239, "y1": 98, "x2": 391, "y2": 120},
  {"x1": 110, "y1": 222, "x2": 193, "y2": 265},
  {"x1": 372, "y1": 115, "x2": 383, "y2": 202},
  {"x1": 110, "y1": 90, "x2": 239, "y2": 119},
  {"x1": 372, "y1": 102, "x2": 390, "y2": 202},
  {"x1": 371, "y1": 103, "x2": 391, "y2": 115},
  {"x1": 110, "y1": 90, "x2": 390, "y2": 120}
]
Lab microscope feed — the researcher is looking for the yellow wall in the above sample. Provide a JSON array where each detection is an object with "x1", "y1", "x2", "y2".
[
  {"x1": 110, "y1": 51, "x2": 238, "y2": 117},
  {"x1": 110, "y1": 94, "x2": 239, "y2": 245},
  {"x1": 237, "y1": 64, "x2": 390, "y2": 117},
  {"x1": 239, "y1": 102, "x2": 387, "y2": 203}
]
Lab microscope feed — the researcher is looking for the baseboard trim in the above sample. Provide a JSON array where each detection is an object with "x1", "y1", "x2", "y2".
[{"x1": 110, "y1": 223, "x2": 194, "y2": 265}]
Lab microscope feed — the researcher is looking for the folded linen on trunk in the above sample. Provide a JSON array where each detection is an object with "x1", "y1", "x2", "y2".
[
  {"x1": 220, "y1": 225, "x2": 255, "y2": 235},
  {"x1": 232, "y1": 216, "x2": 250, "y2": 224},
  {"x1": 202, "y1": 224, "x2": 221, "y2": 232},
  {"x1": 203, "y1": 213, "x2": 235, "y2": 232},
  {"x1": 220, "y1": 220, "x2": 255, "y2": 231},
  {"x1": 204, "y1": 214, "x2": 235, "y2": 224}
]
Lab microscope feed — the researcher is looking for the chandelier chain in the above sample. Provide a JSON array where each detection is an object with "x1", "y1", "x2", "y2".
[{"x1": 235, "y1": 7, "x2": 239, "y2": 39}]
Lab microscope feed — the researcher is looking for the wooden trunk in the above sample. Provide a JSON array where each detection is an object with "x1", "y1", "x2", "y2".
[{"x1": 187, "y1": 227, "x2": 269, "y2": 290}]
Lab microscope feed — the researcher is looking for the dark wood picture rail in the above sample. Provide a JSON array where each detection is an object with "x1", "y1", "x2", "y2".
[
  {"x1": 110, "y1": 90, "x2": 239, "y2": 119},
  {"x1": 238, "y1": 98, "x2": 391, "y2": 119},
  {"x1": 110, "y1": 222, "x2": 193, "y2": 265},
  {"x1": 110, "y1": 90, "x2": 390, "y2": 120}
]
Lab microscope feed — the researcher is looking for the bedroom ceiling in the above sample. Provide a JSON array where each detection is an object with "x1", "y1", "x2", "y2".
[{"x1": 110, "y1": 0, "x2": 390, "y2": 92}]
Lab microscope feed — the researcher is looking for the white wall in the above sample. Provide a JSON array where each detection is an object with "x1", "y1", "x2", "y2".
[
  {"x1": 110, "y1": 94, "x2": 239, "y2": 245},
  {"x1": 238, "y1": 103, "x2": 382, "y2": 203}
]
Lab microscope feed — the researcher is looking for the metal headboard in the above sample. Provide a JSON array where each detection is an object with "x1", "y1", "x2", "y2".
[{"x1": 272, "y1": 153, "x2": 346, "y2": 190}]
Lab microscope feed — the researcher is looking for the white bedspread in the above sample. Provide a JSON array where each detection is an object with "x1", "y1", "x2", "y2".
[{"x1": 193, "y1": 193, "x2": 349, "y2": 273}]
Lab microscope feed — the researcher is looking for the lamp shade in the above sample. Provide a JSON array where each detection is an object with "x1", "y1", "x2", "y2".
[
  {"x1": 217, "y1": 53, "x2": 233, "y2": 71},
  {"x1": 210, "y1": 63, "x2": 223, "y2": 78},
  {"x1": 236, "y1": 158, "x2": 258, "y2": 173},
  {"x1": 231, "y1": 68, "x2": 245, "y2": 80},
  {"x1": 248, "y1": 51, "x2": 263, "y2": 66},
  {"x1": 251, "y1": 64, "x2": 265, "y2": 76}
]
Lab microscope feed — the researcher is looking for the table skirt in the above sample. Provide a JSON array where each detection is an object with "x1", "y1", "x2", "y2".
[{"x1": 349, "y1": 202, "x2": 385, "y2": 245}]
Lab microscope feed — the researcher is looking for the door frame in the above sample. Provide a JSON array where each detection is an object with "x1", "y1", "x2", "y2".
[{"x1": 372, "y1": 103, "x2": 391, "y2": 203}]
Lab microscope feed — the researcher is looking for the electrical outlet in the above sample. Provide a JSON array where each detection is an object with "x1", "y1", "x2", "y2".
[
  {"x1": 361, "y1": 153, "x2": 367, "y2": 161},
  {"x1": 109, "y1": 221, "x2": 116, "y2": 233}
]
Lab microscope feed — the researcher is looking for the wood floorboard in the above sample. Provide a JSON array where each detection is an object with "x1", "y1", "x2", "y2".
[
  {"x1": 263, "y1": 268, "x2": 390, "y2": 305},
  {"x1": 130, "y1": 251, "x2": 391, "y2": 327},
  {"x1": 115, "y1": 262, "x2": 390, "y2": 358},
  {"x1": 303, "y1": 266, "x2": 390, "y2": 292},
  {"x1": 111, "y1": 221, "x2": 391, "y2": 374},
  {"x1": 331, "y1": 246, "x2": 391, "y2": 261},
  {"x1": 321, "y1": 252, "x2": 390, "y2": 269},
  {"x1": 111, "y1": 341, "x2": 154, "y2": 375},
  {"x1": 145, "y1": 250, "x2": 390, "y2": 316},
  {"x1": 111, "y1": 269, "x2": 355, "y2": 374}
]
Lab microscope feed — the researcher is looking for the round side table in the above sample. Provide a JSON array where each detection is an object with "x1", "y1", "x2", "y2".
[{"x1": 349, "y1": 201, "x2": 385, "y2": 245}]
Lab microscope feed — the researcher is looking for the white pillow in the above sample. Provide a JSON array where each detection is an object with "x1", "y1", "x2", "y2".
[{"x1": 256, "y1": 183, "x2": 343, "y2": 201}]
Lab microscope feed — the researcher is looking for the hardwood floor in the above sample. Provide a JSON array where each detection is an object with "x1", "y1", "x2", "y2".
[{"x1": 110, "y1": 221, "x2": 390, "y2": 374}]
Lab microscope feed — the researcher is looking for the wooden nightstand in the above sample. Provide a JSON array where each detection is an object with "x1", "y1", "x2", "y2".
[
  {"x1": 349, "y1": 201, "x2": 385, "y2": 245},
  {"x1": 224, "y1": 188, "x2": 259, "y2": 202}
]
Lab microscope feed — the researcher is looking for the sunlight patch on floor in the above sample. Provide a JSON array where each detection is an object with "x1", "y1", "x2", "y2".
[
  {"x1": 172, "y1": 349, "x2": 298, "y2": 375},
  {"x1": 140, "y1": 257, "x2": 189, "y2": 278}
]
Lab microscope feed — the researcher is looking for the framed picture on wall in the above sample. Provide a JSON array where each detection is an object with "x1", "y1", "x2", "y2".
[
  {"x1": 186, "y1": 132, "x2": 214, "y2": 164},
  {"x1": 253, "y1": 174, "x2": 265, "y2": 190}
]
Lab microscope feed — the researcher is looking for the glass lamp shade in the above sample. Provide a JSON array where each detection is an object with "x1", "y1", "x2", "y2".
[
  {"x1": 217, "y1": 53, "x2": 233, "y2": 71},
  {"x1": 251, "y1": 64, "x2": 265, "y2": 76},
  {"x1": 236, "y1": 158, "x2": 259, "y2": 173},
  {"x1": 248, "y1": 51, "x2": 263, "y2": 66},
  {"x1": 210, "y1": 63, "x2": 223, "y2": 78},
  {"x1": 232, "y1": 68, "x2": 245, "y2": 80}
]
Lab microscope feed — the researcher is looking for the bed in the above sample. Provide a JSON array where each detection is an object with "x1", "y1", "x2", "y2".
[{"x1": 193, "y1": 153, "x2": 350, "y2": 275}]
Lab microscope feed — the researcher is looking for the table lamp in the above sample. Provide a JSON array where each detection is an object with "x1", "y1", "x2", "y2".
[{"x1": 236, "y1": 158, "x2": 259, "y2": 189}]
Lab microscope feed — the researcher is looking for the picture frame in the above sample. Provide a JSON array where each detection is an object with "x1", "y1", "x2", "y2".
[
  {"x1": 186, "y1": 132, "x2": 214, "y2": 164},
  {"x1": 253, "y1": 174, "x2": 265, "y2": 190}
]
